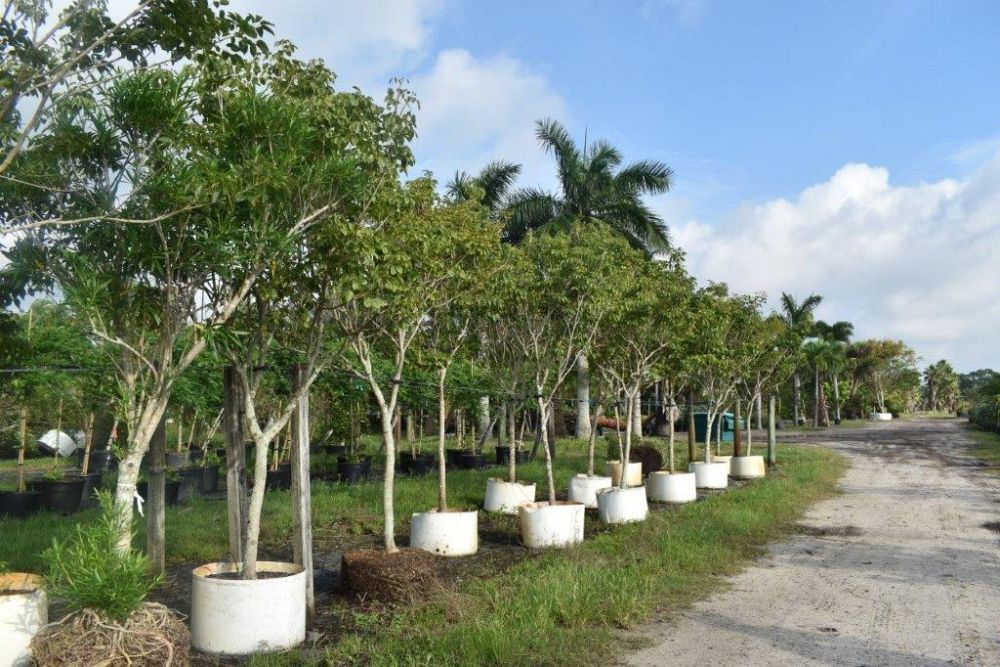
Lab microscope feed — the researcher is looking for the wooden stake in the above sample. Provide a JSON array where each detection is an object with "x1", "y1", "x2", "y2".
[
  {"x1": 81, "y1": 412, "x2": 95, "y2": 475},
  {"x1": 290, "y1": 364, "x2": 314, "y2": 623},
  {"x1": 17, "y1": 407, "x2": 27, "y2": 493}
]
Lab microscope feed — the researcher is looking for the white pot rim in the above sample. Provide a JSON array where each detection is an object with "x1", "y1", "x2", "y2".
[
  {"x1": 519, "y1": 500, "x2": 585, "y2": 513},
  {"x1": 597, "y1": 485, "x2": 646, "y2": 496},
  {"x1": 412, "y1": 507, "x2": 478, "y2": 517},
  {"x1": 192, "y1": 561, "x2": 304, "y2": 585},
  {"x1": 487, "y1": 477, "x2": 535, "y2": 488},
  {"x1": 0, "y1": 572, "x2": 44, "y2": 594}
]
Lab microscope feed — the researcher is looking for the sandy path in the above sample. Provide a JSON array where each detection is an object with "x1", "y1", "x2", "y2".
[{"x1": 625, "y1": 419, "x2": 1000, "y2": 666}]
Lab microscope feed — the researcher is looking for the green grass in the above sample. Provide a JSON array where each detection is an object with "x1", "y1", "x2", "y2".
[
  {"x1": 311, "y1": 444, "x2": 845, "y2": 667},
  {"x1": 966, "y1": 424, "x2": 1000, "y2": 473},
  {"x1": 777, "y1": 418, "x2": 867, "y2": 432},
  {"x1": 0, "y1": 437, "x2": 845, "y2": 667}
]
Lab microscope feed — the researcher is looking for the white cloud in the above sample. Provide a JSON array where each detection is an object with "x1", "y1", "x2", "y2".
[
  {"x1": 409, "y1": 49, "x2": 569, "y2": 189},
  {"x1": 674, "y1": 153, "x2": 1000, "y2": 372}
]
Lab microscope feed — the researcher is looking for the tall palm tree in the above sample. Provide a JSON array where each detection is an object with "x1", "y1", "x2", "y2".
[
  {"x1": 780, "y1": 292, "x2": 823, "y2": 425},
  {"x1": 506, "y1": 118, "x2": 675, "y2": 440},
  {"x1": 505, "y1": 118, "x2": 674, "y2": 253},
  {"x1": 813, "y1": 320, "x2": 854, "y2": 424},
  {"x1": 446, "y1": 160, "x2": 522, "y2": 217}
]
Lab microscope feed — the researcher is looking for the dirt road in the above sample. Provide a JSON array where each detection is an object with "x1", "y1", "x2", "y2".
[{"x1": 626, "y1": 419, "x2": 1000, "y2": 666}]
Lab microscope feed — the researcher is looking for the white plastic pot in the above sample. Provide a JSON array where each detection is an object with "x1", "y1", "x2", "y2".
[
  {"x1": 518, "y1": 501, "x2": 585, "y2": 548},
  {"x1": 689, "y1": 461, "x2": 729, "y2": 489},
  {"x1": 605, "y1": 460, "x2": 642, "y2": 487},
  {"x1": 711, "y1": 454, "x2": 732, "y2": 465},
  {"x1": 730, "y1": 455, "x2": 766, "y2": 479},
  {"x1": 410, "y1": 509, "x2": 478, "y2": 556},
  {"x1": 0, "y1": 573, "x2": 46, "y2": 667},
  {"x1": 648, "y1": 471, "x2": 697, "y2": 503},
  {"x1": 596, "y1": 485, "x2": 648, "y2": 524},
  {"x1": 871, "y1": 412, "x2": 893, "y2": 421},
  {"x1": 567, "y1": 474, "x2": 613, "y2": 508},
  {"x1": 483, "y1": 478, "x2": 535, "y2": 515},
  {"x1": 191, "y1": 561, "x2": 306, "y2": 655}
]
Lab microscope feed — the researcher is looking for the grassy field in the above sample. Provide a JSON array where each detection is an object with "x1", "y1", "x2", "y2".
[
  {"x1": 0, "y1": 436, "x2": 846, "y2": 666},
  {"x1": 966, "y1": 424, "x2": 1000, "y2": 473}
]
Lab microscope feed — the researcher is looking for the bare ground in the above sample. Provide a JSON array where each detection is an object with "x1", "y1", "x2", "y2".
[{"x1": 625, "y1": 418, "x2": 1000, "y2": 666}]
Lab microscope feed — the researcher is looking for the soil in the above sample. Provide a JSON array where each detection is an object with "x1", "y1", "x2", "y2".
[{"x1": 624, "y1": 418, "x2": 1000, "y2": 666}]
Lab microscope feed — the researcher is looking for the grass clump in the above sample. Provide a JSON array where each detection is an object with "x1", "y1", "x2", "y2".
[{"x1": 43, "y1": 491, "x2": 161, "y2": 621}]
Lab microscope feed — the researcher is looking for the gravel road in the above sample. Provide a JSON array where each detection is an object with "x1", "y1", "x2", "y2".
[{"x1": 626, "y1": 419, "x2": 1000, "y2": 666}]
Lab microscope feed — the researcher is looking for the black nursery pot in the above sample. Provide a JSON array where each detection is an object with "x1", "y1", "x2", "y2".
[
  {"x1": 30, "y1": 477, "x2": 87, "y2": 514},
  {"x1": 165, "y1": 451, "x2": 189, "y2": 469},
  {"x1": 337, "y1": 457, "x2": 370, "y2": 484},
  {"x1": 265, "y1": 463, "x2": 292, "y2": 491},
  {"x1": 457, "y1": 452, "x2": 487, "y2": 470},
  {"x1": 410, "y1": 454, "x2": 435, "y2": 475},
  {"x1": 76, "y1": 472, "x2": 104, "y2": 510},
  {"x1": 75, "y1": 449, "x2": 117, "y2": 474},
  {"x1": 188, "y1": 447, "x2": 205, "y2": 464},
  {"x1": 445, "y1": 448, "x2": 464, "y2": 469},
  {"x1": 177, "y1": 467, "x2": 202, "y2": 503},
  {"x1": 136, "y1": 480, "x2": 181, "y2": 507},
  {"x1": 0, "y1": 490, "x2": 42, "y2": 519},
  {"x1": 494, "y1": 446, "x2": 529, "y2": 466},
  {"x1": 198, "y1": 465, "x2": 220, "y2": 494}
]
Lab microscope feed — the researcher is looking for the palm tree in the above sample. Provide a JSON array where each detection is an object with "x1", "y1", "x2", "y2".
[
  {"x1": 505, "y1": 118, "x2": 674, "y2": 253},
  {"x1": 780, "y1": 293, "x2": 823, "y2": 425},
  {"x1": 813, "y1": 320, "x2": 854, "y2": 424},
  {"x1": 446, "y1": 160, "x2": 522, "y2": 217},
  {"x1": 507, "y1": 119, "x2": 674, "y2": 440}
]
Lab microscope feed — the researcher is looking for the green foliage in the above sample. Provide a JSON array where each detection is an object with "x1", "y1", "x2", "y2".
[{"x1": 43, "y1": 491, "x2": 160, "y2": 621}]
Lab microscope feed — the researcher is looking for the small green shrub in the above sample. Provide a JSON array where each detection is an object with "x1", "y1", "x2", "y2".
[{"x1": 43, "y1": 491, "x2": 160, "y2": 621}]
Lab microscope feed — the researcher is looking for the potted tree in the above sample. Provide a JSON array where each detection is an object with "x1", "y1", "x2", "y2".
[
  {"x1": 648, "y1": 378, "x2": 698, "y2": 503},
  {"x1": 567, "y1": 359, "x2": 612, "y2": 508},
  {"x1": 0, "y1": 409, "x2": 41, "y2": 519},
  {"x1": 507, "y1": 227, "x2": 628, "y2": 547},
  {"x1": 410, "y1": 305, "x2": 481, "y2": 557}
]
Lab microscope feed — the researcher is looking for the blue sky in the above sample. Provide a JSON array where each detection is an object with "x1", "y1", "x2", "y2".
[{"x1": 129, "y1": 0, "x2": 1000, "y2": 370}]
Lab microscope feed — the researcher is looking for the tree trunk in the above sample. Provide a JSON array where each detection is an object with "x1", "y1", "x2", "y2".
[
  {"x1": 507, "y1": 401, "x2": 517, "y2": 483},
  {"x1": 733, "y1": 399, "x2": 743, "y2": 457},
  {"x1": 146, "y1": 417, "x2": 166, "y2": 577},
  {"x1": 223, "y1": 366, "x2": 247, "y2": 565},
  {"x1": 631, "y1": 391, "x2": 643, "y2": 439},
  {"x1": 587, "y1": 402, "x2": 603, "y2": 476},
  {"x1": 813, "y1": 366, "x2": 821, "y2": 428},
  {"x1": 289, "y1": 365, "x2": 314, "y2": 622},
  {"x1": 767, "y1": 395, "x2": 776, "y2": 467},
  {"x1": 818, "y1": 370, "x2": 829, "y2": 427},
  {"x1": 704, "y1": 406, "x2": 715, "y2": 463},
  {"x1": 241, "y1": 431, "x2": 270, "y2": 579},
  {"x1": 377, "y1": 400, "x2": 399, "y2": 553},
  {"x1": 112, "y1": 398, "x2": 167, "y2": 554},
  {"x1": 793, "y1": 372, "x2": 802, "y2": 425},
  {"x1": 479, "y1": 396, "x2": 491, "y2": 440},
  {"x1": 620, "y1": 388, "x2": 637, "y2": 490},
  {"x1": 575, "y1": 353, "x2": 591, "y2": 440},
  {"x1": 667, "y1": 383, "x2": 675, "y2": 473},
  {"x1": 832, "y1": 373, "x2": 842, "y2": 424},
  {"x1": 437, "y1": 368, "x2": 448, "y2": 512},
  {"x1": 755, "y1": 393, "x2": 763, "y2": 430},
  {"x1": 537, "y1": 396, "x2": 557, "y2": 504},
  {"x1": 687, "y1": 391, "x2": 696, "y2": 464},
  {"x1": 546, "y1": 406, "x2": 557, "y2": 460}
]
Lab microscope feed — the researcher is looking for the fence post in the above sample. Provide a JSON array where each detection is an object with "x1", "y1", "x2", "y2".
[{"x1": 291, "y1": 364, "x2": 314, "y2": 623}]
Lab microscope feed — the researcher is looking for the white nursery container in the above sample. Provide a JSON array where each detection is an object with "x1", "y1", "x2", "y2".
[
  {"x1": 567, "y1": 474, "x2": 613, "y2": 508},
  {"x1": 596, "y1": 485, "x2": 648, "y2": 524},
  {"x1": 648, "y1": 471, "x2": 697, "y2": 503},
  {"x1": 605, "y1": 460, "x2": 642, "y2": 487},
  {"x1": 410, "y1": 509, "x2": 478, "y2": 556},
  {"x1": 730, "y1": 455, "x2": 766, "y2": 479},
  {"x1": 483, "y1": 478, "x2": 536, "y2": 514},
  {"x1": 689, "y1": 461, "x2": 729, "y2": 489},
  {"x1": 0, "y1": 573, "x2": 46, "y2": 667},
  {"x1": 191, "y1": 561, "x2": 306, "y2": 655},
  {"x1": 518, "y1": 501, "x2": 585, "y2": 548},
  {"x1": 871, "y1": 412, "x2": 893, "y2": 421}
]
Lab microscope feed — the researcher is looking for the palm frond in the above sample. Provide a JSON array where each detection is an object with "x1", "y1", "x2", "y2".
[
  {"x1": 615, "y1": 160, "x2": 674, "y2": 195},
  {"x1": 503, "y1": 188, "x2": 560, "y2": 244}
]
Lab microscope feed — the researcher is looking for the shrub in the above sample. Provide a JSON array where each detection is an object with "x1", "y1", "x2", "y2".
[{"x1": 43, "y1": 491, "x2": 161, "y2": 621}]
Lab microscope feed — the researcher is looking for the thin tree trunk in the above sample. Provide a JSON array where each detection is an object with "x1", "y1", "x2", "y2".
[
  {"x1": 147, "y1": 417, "x2": 166, "y2": 577},
  {"x1": 576, "y1": 353, "x2": 591, "y2": 440},
  {"x1": 793, "y1": 372, "x2": 802, "y2": 425},
  {"x1": 687, "y1": 391, "x2": 696, "y2": 465},
  {"x1": 620, "y1": 388, "x2": 636, "y2": 490},
  {"x1": 507, "y1": 401, "x2": 517, "y2": 483},
  {"x1": 16, "y1": 408, "x2": 27, "y2": 493},
  {"x1": 377, "y1": 400, "x2": 399, "y2": 553},
  {"x1": 587, "y1": 402, "x2": 603, "y2": 476},
  {"x1": 733, "y1": 399, "x2": 743, "y2": 457},
  {"x1": 631, "y1": 391, "x2": 643, "y2": 439},
  {"x1": 832, "y1": 373, "x2": 842, "y2": 424},
  {"x1": 755, "y1": 393, "x2": 763, "y2": 430},
  {"x1": 613, "y1": 402, "x2": 625, "y2": 465},
  {"x1": 437, "y1": 368, "x2": 448, "y2": 512},
  {"x1": 81, "y1": 412, "x2": 95, "y2": 476},
  {"x1": 667, "y1": 393, "x2": 676, "y2": 473},
  {"x1": 814, "y1": 366, "x2": 820, "y2": 427},
  {"x1": 767, "y1": 395, "x2": 777, "y2": 467},
  {"x1": 537, "y1": 396, "x2": 556, "y2": 504},
  {"x1": 479, "y1": 396, "x2": 491, "y2": 440}
]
